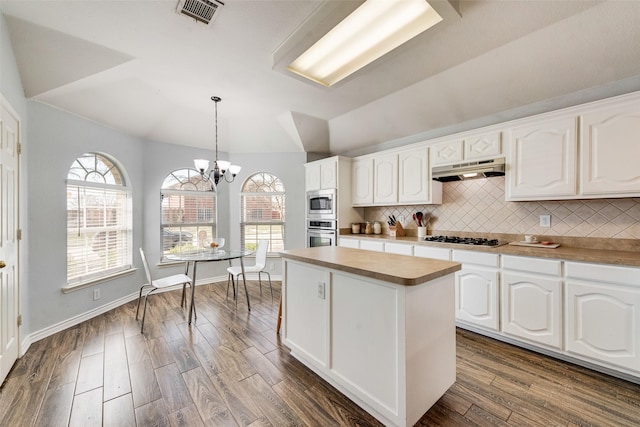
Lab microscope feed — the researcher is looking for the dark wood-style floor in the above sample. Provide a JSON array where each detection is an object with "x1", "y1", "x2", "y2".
[{"x1": 2, "y1": 279, "x2": 640, "y2": 426}]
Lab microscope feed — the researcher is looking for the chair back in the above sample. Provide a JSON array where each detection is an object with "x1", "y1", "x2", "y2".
[
  {"x1": 254, "y1": 239, "x2": 269, "y2": 270},
  {"x1": 139, "y1": 248, "x2": 153, "y2": 286}
]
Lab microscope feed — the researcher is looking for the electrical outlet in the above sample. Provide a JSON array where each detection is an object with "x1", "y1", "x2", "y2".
[
  {"x1": 269, "y1": 262, "x2": 275, "y2": 271},
  {"x1": 93, "y1": 288, "x2": 101, "y2": 301},
  {"x1": 317, "y1": 282, "x2": 325, "y2": 299},
  {"x1": 398, "y1": 215, "x2": 405, "y2": 225},
  {"x1": 540, "y1": 214, "x2": 551, "y2": 228}
]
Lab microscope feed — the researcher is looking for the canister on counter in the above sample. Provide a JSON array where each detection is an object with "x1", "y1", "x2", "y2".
[
  {"x1": 365, "y1": 222, "x2": 373, "y2": 234},
  {"x1": 373, "y1": 221, "x2": 382, "y2": 234},
  {"x1": 351, "y1": 223, "x2": 361, "y2": 234}
]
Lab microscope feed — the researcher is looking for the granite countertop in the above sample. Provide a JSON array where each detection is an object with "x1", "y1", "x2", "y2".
[
  {"x1": 281, "y1": 246, "x2": 461, "y2": 286},
  {"x1": 339, "y1": 233, "x2": 640, "y2": 267}
]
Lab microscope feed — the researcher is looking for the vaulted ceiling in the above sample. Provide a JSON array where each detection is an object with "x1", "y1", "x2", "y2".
[{"x1": 3, "y1": 0, "x2": 640, "y2": 156}]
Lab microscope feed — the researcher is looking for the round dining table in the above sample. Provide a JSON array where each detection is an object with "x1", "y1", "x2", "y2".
[{"x1": 166, "y1": 249, "x2": 254, "y2": 324}]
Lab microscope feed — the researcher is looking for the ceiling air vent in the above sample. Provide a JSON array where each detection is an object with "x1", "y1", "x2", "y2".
[{"x1": 176, "y1": 0, "x2": 224, "y2": 25}]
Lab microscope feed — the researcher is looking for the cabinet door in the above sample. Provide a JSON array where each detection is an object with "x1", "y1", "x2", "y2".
[
  {"x1": 506, "y1": 115, "x2": 578, "y2": 200},
  {"x1": 566, "y1": 280, "x2": 640, "y2": 373},
  {"x1": 455, "y1": 266, "x2": 500, "y2": 331},
  {"x1": 431, "y1": 139, "x2": 463, "y2": 166},
  {"x1": 398, "y1": 147, "x2": 429, "y2": 203},
  {"x1": 464, "y1": 131, "x2": 502, "y2": 160},
  {"x1": 305, "y1": 162, "x2": 321, "y2": 192},
  {"x1": 373, "y1": 153, "x2": 398, "y2": 205},
  {"x1": 580, "y1": 100, "x2": 640, "y2": 196},
  {"x1": 352, "y1": 158, "x2": 374, "y2": 206},
  {"x1": 501, "y1": 272, "x2": 562, "y2": 349},
  {"x1": 320, "y1": 158, "x2": 337, "y2": 189}
]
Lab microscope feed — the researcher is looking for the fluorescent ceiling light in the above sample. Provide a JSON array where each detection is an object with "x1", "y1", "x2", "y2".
[{"x1": 287, "y1": 0, "x2": 443, "y2": 87}]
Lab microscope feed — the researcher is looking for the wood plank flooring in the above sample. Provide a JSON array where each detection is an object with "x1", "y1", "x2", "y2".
[{"x1": 1, "y1": 279, "x2": 640, "y2": 426}]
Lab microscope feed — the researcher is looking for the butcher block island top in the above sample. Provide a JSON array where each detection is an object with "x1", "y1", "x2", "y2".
[{"x1": 280, "y1": 246, "x2": 461, "y2": 285}]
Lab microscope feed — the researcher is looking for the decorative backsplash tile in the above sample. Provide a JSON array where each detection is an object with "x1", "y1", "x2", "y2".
[{"x1": 366, "y1": 177, "x2": 640, "y2": 239}]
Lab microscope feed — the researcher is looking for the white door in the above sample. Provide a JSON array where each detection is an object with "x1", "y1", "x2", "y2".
[{"x1": 0, "y1": 96, "x2": 21, "y2": 384}]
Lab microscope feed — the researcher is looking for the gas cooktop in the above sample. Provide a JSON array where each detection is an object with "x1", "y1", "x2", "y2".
[{"x1": 423, "y1": 235, "x2": 505, "y2": 247}]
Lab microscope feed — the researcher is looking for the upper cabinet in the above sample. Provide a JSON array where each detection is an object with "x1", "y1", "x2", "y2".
[
  {"x1": 352, "y1": 145, "x2": 442, "y2": 207},
  {"x1": 506, "y1": 92, "x2": 640, "y2": 201},
  {"x1": 432, "y1": 130, "x2": 502, "y2": 166},
  {"x1": 580, "y1": 97, "x2": 640, "y2": 196},
  {"x1": 505, "y1": 113, "x2": 578, "y2": 200},
  {"x1": 305, "y1": 157, "x2": 337, "y2": 191}
]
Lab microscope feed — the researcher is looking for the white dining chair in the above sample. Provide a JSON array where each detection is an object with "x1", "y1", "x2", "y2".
[
  {"x1": 136, "y1": 248, "x2": 192, "y2": 333},
  {"x1": 227, "y1": 239, "x2": 272, "y2": 301}
]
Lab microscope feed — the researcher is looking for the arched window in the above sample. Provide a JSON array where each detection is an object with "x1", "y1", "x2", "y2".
[
  {"x1": 66, "y1": 153, "x2": 132, "y2": 286},
  {"x1": 240, "y1": 172, "x2": 285, "y2": 253},
  {"x1": 160, "y1": 169, "x2": 216, "y2": 259}
]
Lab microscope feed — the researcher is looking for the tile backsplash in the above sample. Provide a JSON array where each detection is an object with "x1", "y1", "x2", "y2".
[{"x1": 366, "y1": 177, "x2": 640, "y2": 239}]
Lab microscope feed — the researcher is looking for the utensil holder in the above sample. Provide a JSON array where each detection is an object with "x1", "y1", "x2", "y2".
[
  {"x1": 389, "y1": 223, "x2": 406, "y2": 237},
  {"x1": 417, "y1": 226, "x2": 427, "y2": 238}
]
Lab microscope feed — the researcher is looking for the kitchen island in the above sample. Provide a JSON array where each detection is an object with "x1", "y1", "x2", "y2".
[{"x1": 280, "y1": 246, "x2": 461, "y2": 427}]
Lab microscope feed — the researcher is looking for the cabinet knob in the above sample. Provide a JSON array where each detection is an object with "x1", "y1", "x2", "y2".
[{"x1": 0, "y1": 261, "x2": 6, "y2": 269}]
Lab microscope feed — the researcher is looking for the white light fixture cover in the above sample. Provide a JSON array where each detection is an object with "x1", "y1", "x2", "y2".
[
  {"x1": 194, "y1": 159, "x2": 209, "y2": 172},
  {"x1": 288, "y1": 0, "x2": 443, "y2": 87}
]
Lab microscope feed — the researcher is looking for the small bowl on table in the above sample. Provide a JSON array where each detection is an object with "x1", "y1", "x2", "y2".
[{"x1": 208, "y1": 237, "x2": 225, "y2": 253}]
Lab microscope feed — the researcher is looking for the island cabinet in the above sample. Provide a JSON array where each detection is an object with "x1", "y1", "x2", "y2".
[
  {"x1": 565, "y1": 261, "x2": 640, "y2": 376},
  {"x1": 501, "y1": 256, "x2": 563, "y2": 350},
  {"x1": 281, "y1": 247, "x2": 461, "y2": 427},
  {"x1": 452, "y1": 250, "x2": 500, "y2": 331}
]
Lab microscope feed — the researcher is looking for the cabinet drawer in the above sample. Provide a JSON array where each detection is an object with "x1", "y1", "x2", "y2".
[
  {"x1": 502, "y1": 255, "x2": 561, "y2": 276},
  {"x1": 338, "y1": 238, "x2": 360, "y2": 249},
  {"x1": 414, "y1": 246, "x2": 451, "y2": 261},
  {"x1": 453, "y1": 250, "x2": 499, "y2": 267},
  {"x1": 360, "y1": 240, "x2": 384, "y2": 252},
  {"x1": 385, "y1": 242, "x2": 413, "y2": 256},
  {"x1": 565, "y1": 262, "x2": 640, "y2": 287}
]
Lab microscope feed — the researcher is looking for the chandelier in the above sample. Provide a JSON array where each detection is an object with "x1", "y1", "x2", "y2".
[{"x1": 194, "y1": 96, "x2": 241, "y2": 186}]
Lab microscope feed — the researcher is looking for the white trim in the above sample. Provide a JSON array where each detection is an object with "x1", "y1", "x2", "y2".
[{"x1": 62, "y1": 268, "x2": 138, "y2": 293}]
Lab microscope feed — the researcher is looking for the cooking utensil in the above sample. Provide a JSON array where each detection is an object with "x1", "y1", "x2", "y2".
[
  {"x1": 416, "y1": 212, "x2": 423, "y2": 226},
  {"x1": 413, "y1": 214, "x2": 418, "y2": 225}
]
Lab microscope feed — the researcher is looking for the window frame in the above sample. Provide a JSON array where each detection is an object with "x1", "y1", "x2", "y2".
[
  {"x1": 239, "y1": 172, "x2": 285, "y2": 255},
  {"x1": 65, "y1": 153, "x2": 133, "y2": 290}
]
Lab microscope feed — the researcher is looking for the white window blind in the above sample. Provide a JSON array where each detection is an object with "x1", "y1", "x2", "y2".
[
  {"x1": 66, "y1": 153, "x2": 132, "y2": 286},
  {"x1": 240, "y1": 172, "x2": 285, "y2": 253},
  {"x1": 160, "y1": 169, "x2": 216, "y2": 259}
]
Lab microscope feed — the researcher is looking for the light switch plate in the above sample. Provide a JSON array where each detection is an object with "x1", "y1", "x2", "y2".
[{"x1": 540, "y1": 214, "x2": 551, "y2": 228}]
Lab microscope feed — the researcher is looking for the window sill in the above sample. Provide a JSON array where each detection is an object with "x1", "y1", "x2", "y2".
[{"x1": 62, "y1": 268, "x2": 138, "y2": 294}]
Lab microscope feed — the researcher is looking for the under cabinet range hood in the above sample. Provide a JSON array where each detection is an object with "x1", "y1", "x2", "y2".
[{"x1": 432, "y1": 158, "x2": 505, "y2": 182}]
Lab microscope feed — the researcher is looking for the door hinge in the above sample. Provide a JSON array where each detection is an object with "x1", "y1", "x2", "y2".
[
  {"x1": 17, "y1": 229, "x2": 22, "y2": 240},
  {"x1": 17, "y1": 314, "x2": 22, "y2": 327},
  {"x1": 17, "y1": 143, "x2": 22, "y2": 155}
]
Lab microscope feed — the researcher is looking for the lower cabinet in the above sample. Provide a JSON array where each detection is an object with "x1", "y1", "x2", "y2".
[
  {"x1": 360, "y1": 239, "x2": 385, "y2": 252},
  {"x1": 338, "y1": 237, "x2": 360, "y2": 249},
  {"x1": 453, "y1": 250, "x2": 500, "y2": 332},
  {"x1": 385, "y1": 242, "x2": 413, "y2": 256},
  {"x1": 501, "y1": 256, "x2": 563, "y2": 349},
  {"x1": 565, "y1": 262, "x2": 640, "y2": 374}
]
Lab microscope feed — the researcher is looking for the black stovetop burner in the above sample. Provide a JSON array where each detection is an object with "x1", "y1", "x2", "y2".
[{"x1": 424, "y1": 235, "x2": 503, "y2": 247}]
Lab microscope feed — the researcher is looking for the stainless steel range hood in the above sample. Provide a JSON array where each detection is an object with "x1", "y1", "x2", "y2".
[{"x1": 432, "y1": 158, "x2": 505, "y2": 182}]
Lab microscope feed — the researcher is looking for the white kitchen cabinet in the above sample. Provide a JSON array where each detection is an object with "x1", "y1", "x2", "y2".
[
  {"x1": 305, "y1": 157, "x2": 337, "y2": 191},
  {"x1": 565, "y1": 262, "x2": 640, "y2": 374},
  {"x1": 374, "y1": 153, "x2": 398, "y2": 205},
  {"x1": 360, "y1": 240, "x2": 385, "y2": 252},
  {"x1": 385, "y1": 242, "x2": 413, "y2": 256},
  {"x1": 431, "y1": 130, "x2": 502, "y2": 166},
  {"x1": 352, "y1": 146, "x2": 441, "y2": 207},
  {"x1": 505, "y1": 113, "x2": 578, "y2": 200},
  {"x1": 338, "y1": 237, "x2": 360, "y2": 249},
  {"x1": 414, "y1": 246, "x2": 451, "y2": 261},
  {"x1": 501, "y1": 256, "x2": 563, "y2": 349},
  {"x1": 580, "y1": 97, "x2": 640, "y2": 197},
  {"x1": 452, "y1": 250, "x2": 500, "y2": 331},
  {"x1": 352, "y1": 157, "x2": 374, "y2": 206}
]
